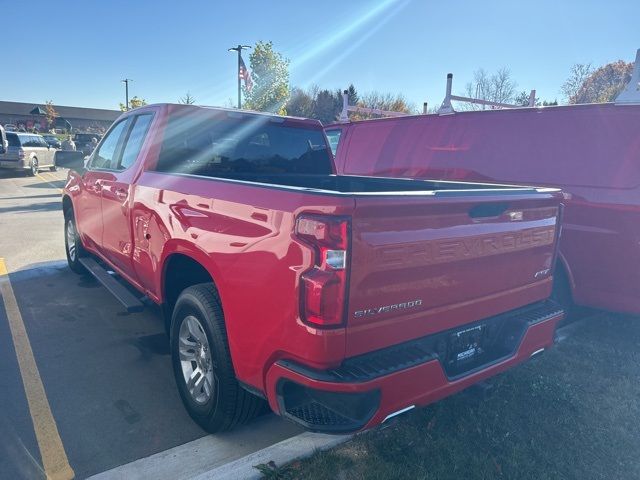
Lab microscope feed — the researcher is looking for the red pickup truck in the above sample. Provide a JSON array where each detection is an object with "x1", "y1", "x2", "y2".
[
  {"x1": 61, "y1": 104, "x2": 564, "y2": 434},
  {"x1": 327, "y1": 103, "x2": 640, "y2": 316}
]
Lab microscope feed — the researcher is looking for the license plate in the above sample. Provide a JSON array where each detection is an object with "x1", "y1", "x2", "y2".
[{"x1": 449, "y1": 324, "x2": 486, "y2": 363}]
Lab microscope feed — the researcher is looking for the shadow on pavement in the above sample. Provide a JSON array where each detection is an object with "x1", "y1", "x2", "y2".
[
  {"x1": 3, "y1": 261, "x2": 300, "y2": 478},
  {"x1": 23, "y1": 180, "x2": 66, "y2": 190},
  {"x1": 0, "y1": 201, "x2": 61, "y2": 214}
]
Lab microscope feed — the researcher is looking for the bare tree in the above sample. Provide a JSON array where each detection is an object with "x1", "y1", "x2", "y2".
[
  {"x1": 179, "y1": 92, "x2": 196, "y2": 105},
  {"x1": 350, "y1": 91, "x2": 415, "y2": 120},
  {"x1": 561, "y1": 63, "x2": 593, "y2": 104},
  {"x1": 462, "y1": 68, "x2": 518, "y2": 110}
]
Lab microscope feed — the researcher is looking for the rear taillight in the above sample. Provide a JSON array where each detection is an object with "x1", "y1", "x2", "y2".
[
  {"x1": 18, "y1": 148, "x2": 25, "y2": 158},
  {"x1": 296, "y1": 215, "x2": 350, "y2": 328}
]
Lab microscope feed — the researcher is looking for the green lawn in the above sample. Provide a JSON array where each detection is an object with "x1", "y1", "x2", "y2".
[{"x1": 267, "y1": 313, "x2": 640, "y2": 479}]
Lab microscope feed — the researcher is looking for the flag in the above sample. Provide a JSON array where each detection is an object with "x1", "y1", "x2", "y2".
[{"x1": 239, "y1": 56, "x2": 253, "y2": 92}]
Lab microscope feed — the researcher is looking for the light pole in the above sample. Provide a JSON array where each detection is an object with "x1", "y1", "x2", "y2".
[
  {"x1": 227, "y1": 45, "x2": 251, "y2": 109},
  {"x1": 121, "y1": 78, "x2": 133, "y2": 110}
]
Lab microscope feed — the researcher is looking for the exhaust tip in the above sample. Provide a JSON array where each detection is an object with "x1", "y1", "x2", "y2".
[
  {"x1": 530, "y1": 347, "x2": 545, "y2": 358},
  {"x1": 383, "y1": 405, "x2": 415, "y2": 423}
]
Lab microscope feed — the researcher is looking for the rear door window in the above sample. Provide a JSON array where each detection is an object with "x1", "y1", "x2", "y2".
[
  {"x1": 91, "y1": 119, "x2": 131, "y2": 170},
  {"x1": 118, "y1": 114, "x2": 154, "y2": 170}
]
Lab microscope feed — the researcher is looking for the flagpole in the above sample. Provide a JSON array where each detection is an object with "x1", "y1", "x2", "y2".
[
  {"x1": 236, "y1": 46, "x2": 241, "y2": 109},
  {"x1": 228, "y1": 44, "x2": 252, "y2": 109}
]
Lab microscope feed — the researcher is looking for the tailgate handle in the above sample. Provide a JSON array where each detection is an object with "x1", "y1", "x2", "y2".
[{"x1": 468, "y1": 202, "x2": 509, "y2": 219}]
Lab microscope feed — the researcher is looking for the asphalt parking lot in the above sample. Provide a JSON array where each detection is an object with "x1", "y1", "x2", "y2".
[{"x1": 0, "y1": 168, "x2": 301, "y2": 479}]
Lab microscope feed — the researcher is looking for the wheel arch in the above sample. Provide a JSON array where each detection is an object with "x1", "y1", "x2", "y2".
[
  {"x1": 163, "y1": 253, "x2": 215, "y2": 306},
  {"x1": 62, "y1": 194, "x2": 73, "y2": 216}
]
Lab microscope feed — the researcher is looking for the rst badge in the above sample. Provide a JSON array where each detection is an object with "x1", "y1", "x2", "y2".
[{"x1": 354, "y1": 299, "x2": 423, "y2": 318}]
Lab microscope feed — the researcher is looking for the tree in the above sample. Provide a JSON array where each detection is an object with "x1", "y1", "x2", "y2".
[
  {"x1": 568, "y1": 60, "x2": 634, "y2": 104},
  {"x1": 44, "y1": 100, "x2": 58, "y2": 130},
  {"x1": 462, "y1": 68, "x2": 518, "y2": 110},
  {"x1": 243, "y1": 41, "x2": 290, "y2": 115},
  {"x1": 345, "y1": 83, "x2": 358, "y2": 105},
  {"x1": 286, "y1": 86, "x2": 315, "y2": 118},
  {"x1": 514, "y1": 90, "x2": 538, "y2": 107},
  {"x1": 119, "y1": 96, "x2": 147, "y2": 111},
  {"x1": 349, "y1": 91, "x2": 414, "y2": 120},
  {"x1": 313, "y1": 89, "x2": 342, "y2": 124},
  {"x1": 561, "y1": 63, "x2": 593, "y2": 103},
  {"x1": 179, "y1": 92, "x2": 196, "y2": 104},
  {"x1": 286, "y1": 85, "x2": 342, "y2": 123}
]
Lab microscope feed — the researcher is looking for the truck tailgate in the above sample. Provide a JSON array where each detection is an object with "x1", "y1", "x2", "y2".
[{"x1": 346, "y1": 191, "x2": 561, "y2": 356}]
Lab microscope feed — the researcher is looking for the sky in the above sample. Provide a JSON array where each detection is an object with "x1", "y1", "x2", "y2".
[{"x1": 2, "y1": 0, "x2": 639, "y2": 112}]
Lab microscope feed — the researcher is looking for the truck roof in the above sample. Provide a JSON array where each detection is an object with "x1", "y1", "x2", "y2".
[
  {"x1": 325, "y1": 101, "x2": 640, "y2": 129},
  {"x1": 134, "y1": 103, "x2": 323, "y2": 129}
]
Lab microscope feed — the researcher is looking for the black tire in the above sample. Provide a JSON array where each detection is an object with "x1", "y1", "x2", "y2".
[
  {"x1": 170, "y1": 283, "x2": 264, "y2": 433},
  {"x1": 552, "y1": 265, "x2": 574, "y2": 324},
  {"x1": 28, "y1": 158, "x2": 38, "y2": 176},
  {"x1": 64, "y1": 208, "x2": 87, "y2": 274},
  {"x1": 50, "y1": 164, "x2": 57, "y2": 171}
]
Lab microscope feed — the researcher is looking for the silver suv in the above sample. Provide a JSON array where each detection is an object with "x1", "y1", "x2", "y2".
[{"x1": 0, "y1": 132, "x2": 57, "y2": 176}]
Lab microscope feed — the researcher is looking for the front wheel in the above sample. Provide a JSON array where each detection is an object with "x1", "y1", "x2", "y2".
[
  {"x1": 64, "y1": 210, "x2": 86, "y2": 274},
  {"x1": 170, "y1": 283, "x2": 265, "y2": 433}
]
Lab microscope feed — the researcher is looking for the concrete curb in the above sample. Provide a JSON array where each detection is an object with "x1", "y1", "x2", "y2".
[{"x1": 192, "y1": 432, "x2": 352, "y2": 480}]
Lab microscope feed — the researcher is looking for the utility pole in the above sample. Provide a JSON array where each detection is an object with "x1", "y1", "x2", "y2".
[
  {"x1": 121, "y1": 78, "x2": 133, "y2": 110},
  {"x1": 227, "y1": 45, "x2": 251, "y2": 109}
]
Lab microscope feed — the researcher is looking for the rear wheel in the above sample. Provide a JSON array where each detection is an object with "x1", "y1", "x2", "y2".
[
  {"x1": 170, "y1": 283, "x2": 265, "y2": 433},
  {"x1": 64, "y1": 209, "x2": 86, "y2": 274},
  {"x1": 28, "y1": 158, "x2": 38, "y2": 176}
]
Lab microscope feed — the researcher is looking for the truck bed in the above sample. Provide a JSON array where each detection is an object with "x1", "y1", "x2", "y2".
[{"x1": 164, "y1": 171, "x2": 546, "y2": 196}]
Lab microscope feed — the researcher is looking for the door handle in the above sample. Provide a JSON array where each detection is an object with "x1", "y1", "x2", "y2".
[{"x1": 115, "y1": 188, "x2": 128, "y2": 201}]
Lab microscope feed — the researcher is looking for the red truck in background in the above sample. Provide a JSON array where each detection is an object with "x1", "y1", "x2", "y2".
[
  {"x1": 327, "y1": 102, "x2": 640, "y2": 316},
  {"x1": 61, "y1": 103, "x2": 564, "y2": 434}
]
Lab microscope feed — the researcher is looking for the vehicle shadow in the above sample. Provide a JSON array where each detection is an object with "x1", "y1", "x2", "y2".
[
  {"x1": 0, "y1": 170, "x2": 27, "y2": 179},
  {"x1": 0, "y1": 201, "x2": 61, "y2": 214},
  {"x1": 23, "y1": 179, "x2": 66, "y2": 190},
  {"x1": 3, "y1": 261, "x2": 301, "y2": 478}
]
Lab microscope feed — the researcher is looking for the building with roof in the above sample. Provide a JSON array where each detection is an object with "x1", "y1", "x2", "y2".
[{"x1": 0, "y1": 101, "x2": 120, "y2": 133}]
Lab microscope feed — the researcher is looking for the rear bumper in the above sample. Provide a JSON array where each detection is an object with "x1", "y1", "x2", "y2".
[
  {"x1": 265, "y1": 301, "x2": 563, "y2": 433},
  {"x1": 0, "y1": 160, "x2": 27, "y2": 170}
]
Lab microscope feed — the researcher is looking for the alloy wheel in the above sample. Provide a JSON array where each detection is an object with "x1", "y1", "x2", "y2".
[{"x1": 178, "y1": 315, "x2": 215, "y2": 404}]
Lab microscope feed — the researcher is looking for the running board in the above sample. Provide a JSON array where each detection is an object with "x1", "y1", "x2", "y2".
[{"x1": 79, "y1": 257, "x2": 144, "y2": 313}]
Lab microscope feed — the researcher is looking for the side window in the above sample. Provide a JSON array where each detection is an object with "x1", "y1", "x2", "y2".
[
  {"x1": 37, "y1": 136, "x2": 48, "y2": 147},
  {"x1": 118, "y1": 114, "x2": 153, "y2": 170},
  {"x1": 325, "y1": 129, "x2": 342, "y2": 156},
  {"x1": 91, "y1": 119, "x2": 130, "y2": 170}
]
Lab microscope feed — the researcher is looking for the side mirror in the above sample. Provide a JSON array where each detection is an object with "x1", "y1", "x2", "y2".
[{"x1": 55, "y1": 151, "x2": 86, "y2": 173}]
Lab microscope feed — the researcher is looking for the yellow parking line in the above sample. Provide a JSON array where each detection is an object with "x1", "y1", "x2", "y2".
[
  {"x1": 36, "y1": 173, "x2": 63, "y2": 193},
  {"x1": 0, "y1": 258, "x2": 75, "y2": 480}
]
